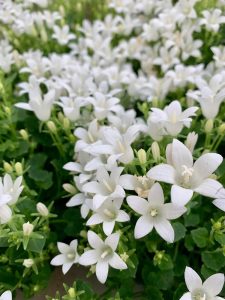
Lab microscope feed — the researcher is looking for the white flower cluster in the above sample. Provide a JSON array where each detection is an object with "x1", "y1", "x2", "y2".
[{"x1": 2, "y1": 0, "x2": 225, "y2": 289}]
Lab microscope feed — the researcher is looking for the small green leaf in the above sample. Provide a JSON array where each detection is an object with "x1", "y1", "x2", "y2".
[
  {"x1": 202, "y1": 251, "x2": 225, "y2": 271},
  {"x1": 27, "y1": 236, "x2": 46, "y2": 253},
  {"x1": 191, "y1": 228, "x2": 208, "y2": 248},
  {"x1": 173, "y1": 222, "x2": 186, "y2": 242}
]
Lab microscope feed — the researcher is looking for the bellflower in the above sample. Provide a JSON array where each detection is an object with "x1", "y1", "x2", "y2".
[
  {"x1": 127, "y1": 183, "x2": 186, "y2": 242},
  {"x1": 147, "y1": 139, "x2": 223, "y2": 204},
  {"x1": 79, "y1": 231, "x2": 127, "y2": 284},
  {"x1": 180, "y1": 267, "x2": 225, "y2": 300}
]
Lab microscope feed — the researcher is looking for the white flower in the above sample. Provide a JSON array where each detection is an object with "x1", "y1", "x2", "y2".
[
  {"x1": 50, "y1": 240, "x2": 79, "y2": 274},
  {"x1": 200, "y1": 9, "x2": 225, "y2": 32},
  {"x1": 211, "y1": 46, "x2": 225, "y2": 68},
  {"x1": 119, "y1": 175, "x2": 154, "y2": 198},
  {"x1": 147, "y1": 139, "x2": 223, "y2": 204},
  {"x1": 87, "y1": 198, "x2": 130, "y2": 235},
  {"x1": 187, "y1": 74, "x2": 225, "y2": 119},
  {"x1": 66, "y1": 192, "x2": 92, "y2": 219},
  {"x1": 15, "y1": 77, "x2": 55, "y2": 121},
  {"x1": 57, "y1": 97, "x2": 86, "y2": 122},
  {"x1": 0, "y1": 291, "x2": 12, "y2": 300},
  {"x1": 0, "y1": 174, "x2": 23, "y2": 205},
  {"x1": 180, "y1": 266, "x2": 225, "y2": 300},
  {"x1": 52, "y1": 25, "x2": 75, "y2": 45},
  {"x1": 79, "y1": 231, "x2": 127, "y2": 284},
  {"x1": 149, "y1": 101, "x2": 198, "y2": 136},
  {"x1": 127, "y1": 183, "x2": 186, "y2": 242},
  {"x1": 83, "y1": 166, "x2": 125, "y2": 209}
]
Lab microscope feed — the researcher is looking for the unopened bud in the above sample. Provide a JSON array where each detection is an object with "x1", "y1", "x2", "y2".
[
  {"x1": 137, "y1": 149, "x2": 147, "y2": 165},
  {"x1": 23, "y1": 222, "x2": 34, "y2": 236},
  {"x1": 47, "y1": 121, "x2": 57, "y2": 134},
  {"x1": 58, "y1": 112, "x2": 64, "y2": 123},
  {"x1": 213, "y1": 221, "x2": 222, "y2": 231},
  {"x1": 4, "y1": 106, "x2": 11, "y2": 115},
  {"x1": 19, "y1": 129, "x2": 29, "y2": 141},
  {"x1": 218, "y1": 123, "x2": 225, "y2": 135},
  {"x1": 185, "y1": 132, "x2": 198, "y2": 153},
  {"x1": 36, "y1": 202, "x2": 49, "y2": 217},
  {"x1": 205, "y1": 119, "x2": 213, "y2": 133},
  {"x1": 15, "y1": 162, "x2": 23, "y2": 176},
  {"x1": 80, "y1": 230, "x2": 87, "y2": 239},
  {"x1": 63, "y1": 117, "x2": 70, "y2": 130},
  {"x1": 3, "y1": 162, "x2": 13, "y2": 173},
  {"x1": 68, "y1": 288, "x2": 76, "y2": 298},
  {"x1": 151, "y1": 142, "x2": 160, "y2": 162},
  {"x1": 40, "y1": 27, "x2": 48, "y2": 43},
  {"x1": 23, "y1": 258, "x2": 34, "y2": 268},
  {"x1": 63, "y1": 183, "x2": 77, "y2": 194}
]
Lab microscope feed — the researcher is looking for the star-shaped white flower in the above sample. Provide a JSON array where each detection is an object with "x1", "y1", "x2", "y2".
[
  {"x1": 147, "y1": 139, "x2": 223, "y2": 205},
  {"x1": 180, "y1": 267, "x2": 225, "y2": 300},
  {"x1": 50, "y1": 239, "x2": 79, "y2": 274},
  {"x1": 127, "y1": 183, "x2": 186, "y2": 242},
  {"x1": 79, "y1": 231, "x2": 127, "y2": 284},
  {"x1": 86, "y1": 198, "x2": 130, "y2": 235}
]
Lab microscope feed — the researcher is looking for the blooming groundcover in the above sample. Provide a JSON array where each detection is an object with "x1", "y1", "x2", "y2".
[{"x1": 0, "y1": 0, "x2": 225, "y2": 299}]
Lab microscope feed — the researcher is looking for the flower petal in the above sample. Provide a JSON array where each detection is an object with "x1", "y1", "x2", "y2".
[
  {"x1": 96, "y1": 261, "x2": 109, "y2": 284},
  {"x1": 172, "y1": 139, "x2": 193, "y2": 173},
  {"x1": 147, "y1": 164, "x2": 176, "y2": 184},
  {"x1": 163, "y1": 203, "x2": 186, "y2": 220},
  {"x1": 184, "y1": 266, "x2": 202, "y2": 292},
  {"x1": 171, "y1": 185, "x2": 193, "y2": 206},
  {"x1": 109, "y1": 253, "x2": 127, "y2": 270},
  {"x1": 179, "y1": 292, "x2": 192, "y2": 300},
  {"x1": 0, "y1": 205, "x2": 12, "y2": 224},
  {"x1": 50, "y1": 254, "x2": 65, "y2": 266},
  {"x1": 79, "y1": 250, "x2": 98, "y2": 266},
  {"x1": 66, "y1": 193, "x2": 85, "y2": 207},
  {"x1": 0, "y1": 291, "x2": 12, "y2": 300},
  {"x1": 116, "y1": 210, "x2": 130, "y2": 222},
  {"x1": 87, "y1": 231, "x2": 104, "y2": 249},
  {"x1": 148, "y1": 182, "x2": 164, "y2": 205},
  {"x1": 62, "y1": 262, "x2": 73, "y2": 274},
  {"x1": 213, "y1": 198, "x2": 225, "y2": 212},
  {"x1": 194, "y1": 179, "x2": 223, "y2": 198},
  {"x1": 127, "y1": 196, "x2": 149, "y2": 215},
  {"x1": 154, "y1": 219, "x2": 174, "y2": 243},
  {"x1": 203, "y1": 273, "x2": 224, "y2": 296},
  {"x1": 105, "y1": 232, "x2": 120, "y2": 251},
  {"x1": 119, "y1": 174, "x2": 137, "y2": 190},
  {"x1": 87, "y1": 214, "x2": 103, "y2": 226},
  {"x1": 134, "y1": 216, "x2": 153, "y2": 239},
  {"x1": 103, "y1": 221, "x2": 115, "y2": 236},
  {"x1": 57, "y1": 242, "x2": 71, "y2": 254}
]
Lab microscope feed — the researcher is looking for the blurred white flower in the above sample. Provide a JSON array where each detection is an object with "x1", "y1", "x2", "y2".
[
  {"x1": 127, "y1": 182, "x2": 186, "y2": 242},
  {"x1": 0, "y1": 174, "x2": 23, "y2": 205},
  {"x1": 0, "y1": 291, "x2": 12, "y2": 300},
  {"x1": 52, "y1": 25, "x2": 75, "y2": 45},
  {"x1": 51, "y1": 240, "x2": 79, "y2": 274},
  {"x1": 79, "y1": 231, "x2": 127, "y2": 284},
  {"x1": 180, "y1": 267, "x2": 225, "y2": 300},
  {"x1": 200, "y1": 9, "x2": 225, "y2": 32}
]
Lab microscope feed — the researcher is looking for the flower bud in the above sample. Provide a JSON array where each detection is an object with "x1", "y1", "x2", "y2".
[
  {"x1": 36, "y1": 202, "x2": 49, "y2": 217},
  {"x1": 4, "y1": 106, "x2": 11, "y2": 115},
  {"x1": 205, "y1": 119, "x2": 213, "y2": 133},
  {"x1": 68, "y1": 288, "x2": 76, "y2": 298},
  {"x1": 3, "y1": 162, "x2": 13, "y2": 173},
  {"x1": 63, "y1": 183, "x2": 77, "y2": 194},
  {"x1": 58, "y1": 112, "x2": 64, "y2": 123},
  {"x1": 63, "y1": 117, "x2": 70, "y2": 130},
  {"x1": 47, "y1": 121, "x2": 57, "y2": 134},
  {"x1": 23, "y1": 258, "x2": 34, "y2": 268},
  {"x1": 19, "y1": 129, "x2": 29, "y2": 141},
  {"x1": 218, "y1": 123, "x2": 225, "y2": 135},
  {"x1": 151, "y1": 142, "x2": 160, "y2": 162},
  {"x1": 23, "y1": 222, "x2": 34, "y2": 236},
  {"x1": 15, "y1": 162, "x2": 23, "y2": 176},
  {"x1": 137, "y1": 149, "x2": 147, "y2": 165},
  {"x1": 185, "y1": 132, "x2": 198, "y2": 153}
]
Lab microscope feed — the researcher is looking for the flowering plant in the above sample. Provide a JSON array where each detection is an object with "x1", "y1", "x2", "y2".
[{"x1": 0, "y1": 0, "x2": 225, "y2": 299}]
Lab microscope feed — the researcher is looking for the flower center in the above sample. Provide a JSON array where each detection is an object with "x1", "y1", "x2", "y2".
[
  {"x1": 103, "y1": 208, "x2": 116, "y2": 220},
  {"x1": 67, "y1": 252, "x2": 76, "y2": 260},
  {"x1": 117, "y1": 140, "x2": 125, "y2": 153},
  {"x1": 192, "y1": 290, "x2": 207, "y2": 300},
  {"x1": 181, "y1": 165, "x2": 194, "y2": 185},
  {"x1": 103, "y1": 180, "x2": 113, "y2": 193},
  {"x1": 100, "y1": 246, "x2": 113, "y2": 260},
  {"x1": 149, "y1": 208, "x2": 158, "y2": 217},
  {"x1": 170, "y1": 111, "x2": 178, "y2": 124}
]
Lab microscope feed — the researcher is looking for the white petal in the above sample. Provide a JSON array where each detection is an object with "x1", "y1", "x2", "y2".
[
  {"x1": 57, "y1": 242, "x2": 71, "y2": 254},
  {"x1": 171, "y1": 185, "x2": 193, "y2": 206},
  {"x1": 63, "y1": 162, "x2": 82, "y2": 172},
  {"x1": 194, "y1": 179, "x2": 223, "y2": 198},
  {"x1": 105, "y1": 232, "x2": 120, "y2": 251},
  {"x1": 215, "y1": 297, "x2": 225, "y2": 300},
  {"x1": 154, "y1": 219, "x2": 174, "y2": 243},
  {"x1": 79, "y1": 250, "x2": 98, "y2": 266},
  {"x1": 127, "y1": 196, "x2": 149, "y2": 215},
  {"x1": 87, "y1": 231, "x2": 104, "y2": 249},
  {"x1": 119, "y1": 174, "x2": 137, "y2": 190},
  {"x1": 96, "y1": 167, "x2": 109, "y2": 183},
  {"x1": 0, "y1": 291, "x2": 12, "y2": 300},
  {"x1": 82, "y1": 182, "x2": 103, "y2": 194},
  {"x1": 15, "y1": 102, "x2": 32, "y2": 111},
  {"x1": 50, "y1": 254, "x2": 65, "y2": 266},
  {"x1": 116, "y1": 210, "x2": 130, "y2": 222},
  {"x1": 203, "y1": 273, "x2": 224, "y2": 296},
  {"x1": 103, "y1": 221, "x2": 115, "y2": 236},
  {"x1": 179, "y1": 292, "x2": 192, "y2": 300},
  {"x1": 87, "y1": 214, "x2": 103, "y2": 226},
  {"x1": 148, "y1": 182, "x2": 164, "y2": 206},
  {"x1": 193, "y1": 153, "x2": 223, "y2": 182},
  {"x1": 0, "y1": 205, "x2": 12, "y2": 224},
  {"x1": 147, "y1": 164, "x2": 176, "y2": 184},
  {"x1": 213, "y1": 198, "x2": 225, "y2": 212},
  {"x1": 172, "y1": 139, "x2": 193, "y2": 172},
  {"x1": 96, "y1": 261, "x2": 109, "y2": 284},
  {"x1": 93, "y1": 194, "x2": 108, "y2": 209},
  {"x1": 109, "y1": 253, "x2": 127, "y2": 270},
  {"x1": 62, "y1": 262, "x2": 73, "y2": 274},
  {"x1": 163, "y1": 203, "x2": 186, "y2": 220},
  {"x1": 66, "y1": 193, "x2": 84, "y2": 207},
  {"x1": 134, "y1": 216, "x2": 153, "y2": 239},
  {"x1": 184, "y1": 267, "x2": 202, "y2": 292}
]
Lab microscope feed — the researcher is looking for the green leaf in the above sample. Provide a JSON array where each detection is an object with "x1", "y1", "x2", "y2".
[
  {"x1": 191, "y1": 228, "x2": 208, "y2": 248},
  {"x1": 184, "y1": 213, "x2": 200, "y2": 227},
  {"x1": 158, "y1": 255, "x2": 174, "y2": 271},
  {"x1": 214, "y1": 232, "x2": 225, "y2": 246},
  {"x1": 173, "y1": 222, "x2": 186, "y2": 242},
  {"x1": 146, "y1": 287, "x2": 164, "y2": 300},
  {"x1": 63, "y1": 208, "x2": 83, "y2": 236},
  {"x1": 27, "y1": 236, "x2": 46, "y2": 253},
  {"x1": 202, "y1": 251, "x2": 225, "y2": 271}
]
